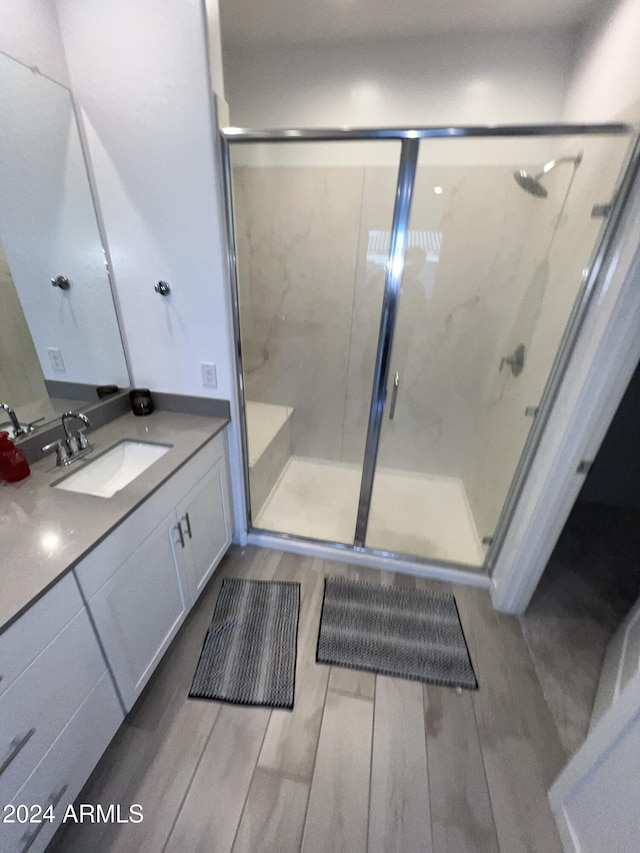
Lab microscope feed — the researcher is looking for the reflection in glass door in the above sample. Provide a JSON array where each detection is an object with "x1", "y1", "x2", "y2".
[{"x1": 364, "y1": 134, "x2": 632, "y2": 567}]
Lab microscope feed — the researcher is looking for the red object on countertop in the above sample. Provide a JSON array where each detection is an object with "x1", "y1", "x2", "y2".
[{"x1": 0, "y1": 431, "x2": 30, "y2": 482}]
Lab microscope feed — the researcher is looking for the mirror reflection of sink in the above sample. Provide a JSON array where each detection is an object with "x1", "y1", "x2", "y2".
[{"x1": 54, "y1": 440, "x2": 172, "y2": 498}]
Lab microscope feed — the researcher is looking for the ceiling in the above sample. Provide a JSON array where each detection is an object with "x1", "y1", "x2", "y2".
[{"x1": 220, "y1": 0, "x2": 602, "y2": 46}]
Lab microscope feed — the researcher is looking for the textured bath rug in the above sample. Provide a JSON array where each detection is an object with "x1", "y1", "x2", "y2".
[
  {"x1": 189, "y1": 578, "x2": 300, "y2": 709},
  {"x1": 316, "y1": 578, "x2": 477, "y2": 689}
]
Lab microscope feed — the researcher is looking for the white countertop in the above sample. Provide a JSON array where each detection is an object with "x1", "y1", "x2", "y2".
[{"x1": 0, "y1": 409, "x2": 229, "y2": 634}]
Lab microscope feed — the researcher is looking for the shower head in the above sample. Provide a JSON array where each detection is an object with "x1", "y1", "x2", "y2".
[
  {"x1": 514, "y1": 170, "x2": 548, "y2": 198},
  {"x1": 513, "y1": 150, "x2": 583, "y2": 199}
]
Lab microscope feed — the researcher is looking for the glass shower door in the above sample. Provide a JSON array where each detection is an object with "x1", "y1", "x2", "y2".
[
  {"x1": 364, "y1": 134, "x2": 633, "y2": 567},
  {"x1": 230, "y1": 140, "x2": 401, "y2": 544}
]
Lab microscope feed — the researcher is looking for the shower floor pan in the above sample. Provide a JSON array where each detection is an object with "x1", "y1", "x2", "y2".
[{"x1": 253, "y1": 456, "x2": 485, "y2": 568}]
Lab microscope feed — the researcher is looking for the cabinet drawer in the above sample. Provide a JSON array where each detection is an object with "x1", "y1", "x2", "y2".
[
  {"x1": 0, "y1": 574, "x2": 83, "y2": 698},
  {"x1": 1, "y1": 672, "x2": 123, "y2": 853},
  {"x1": 0, "y1": 609, "x2": 108, "y2": 805},
  {"x1": 75, "y1": 429, "x2": 227, "y2": 599}
]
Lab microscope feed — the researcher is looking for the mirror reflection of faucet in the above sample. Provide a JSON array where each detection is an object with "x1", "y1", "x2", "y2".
[
  {"x1": 0, "y1": 401, "x2": 44, "y2": 438},
  {"x1": 500, "y1": 343, "x2": 526, "y2": 377},
  {"x1": 41, "y1": 411, "x2": 93, "y2": 467}
]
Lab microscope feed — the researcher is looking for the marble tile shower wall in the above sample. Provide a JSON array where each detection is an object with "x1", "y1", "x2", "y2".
[
  {"x1": 342, "y1": 164, "x2": 539, "y2": 479},
  {"x1": 235, "y1": 163, "x2": 539, "y2": 481},
  {"x1": 234, "y1": 166, "x2": 366, "y2": 463}
]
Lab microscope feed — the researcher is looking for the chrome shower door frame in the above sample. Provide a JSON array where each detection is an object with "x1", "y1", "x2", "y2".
[
  {"x1": 221, "y1": 122, "x2": 637, "y2": 577},
  {"x1": 354, "y1": 137, "x2": 419, "y2": 546}
]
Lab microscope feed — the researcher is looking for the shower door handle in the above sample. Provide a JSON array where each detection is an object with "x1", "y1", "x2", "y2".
[{"x1": 389, "y1": 372, "x2": 400, "y2": 420}]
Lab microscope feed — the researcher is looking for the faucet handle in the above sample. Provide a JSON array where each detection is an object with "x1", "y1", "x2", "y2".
[
  {"x1": 20, "y1": 416, "x2": 45, "y2": 435},
  {"x1": 77, "y1": 427, "x2": 92, "y2": 451},
  {"x1": 41, "y1": 440, "x2": 69, "y2": 467}
]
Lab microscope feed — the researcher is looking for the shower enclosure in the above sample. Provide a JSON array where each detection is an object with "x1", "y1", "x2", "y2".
[{"x1": 222, "y1": 124, "x2": 637, "y2": 574}]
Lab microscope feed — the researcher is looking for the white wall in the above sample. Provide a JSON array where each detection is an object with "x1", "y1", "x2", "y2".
[
  {"x1": 55, "y1": 0, "x2": 245, "y2": 537},
  {"x1": 0, "y1": 0, "x2": 69, "y2": 85},
  {"x1": 564, "y1": 0, "x2": 640, "y2": 122},
  {"x1": 224, "y1": 28, "x2": 576, "y2": 129},
  {"x1": 204, "y1": 0, "x2": 225, "y2": 98},
  {"x1": 55, "y1": 0, "x2": 234, "y2": 399}
]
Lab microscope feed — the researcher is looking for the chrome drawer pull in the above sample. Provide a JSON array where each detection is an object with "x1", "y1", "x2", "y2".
[
  {"x1": 0, "y1": 728, "x2": 36, "y2": 777},
  {"x1": 20, "y1": 784, "x2": 68, "y2": 851},
  {"x1": 174, "y1": 522, "x2": 185, "y2": 549},
  {"x1": 183, "y1": 512, "x2": 192, "y2": 539}
]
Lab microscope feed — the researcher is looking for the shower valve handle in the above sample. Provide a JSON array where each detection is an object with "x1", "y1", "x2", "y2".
[{"x1": 389, "y1": 372, "x2": 400, "y2": 419}]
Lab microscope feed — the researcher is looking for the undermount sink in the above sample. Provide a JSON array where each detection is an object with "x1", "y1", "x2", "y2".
[{"x1": 54, "y1": 440, "x2": 172, "y2": 498}]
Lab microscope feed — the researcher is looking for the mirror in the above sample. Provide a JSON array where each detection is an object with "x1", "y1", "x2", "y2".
[{"x1": 0, "y1": 51, "x2": 129, "y2": 438}]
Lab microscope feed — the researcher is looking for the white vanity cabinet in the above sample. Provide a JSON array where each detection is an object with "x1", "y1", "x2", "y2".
[
  {"x1": 0, "y1": 573, "x2": 123, "y2": 853},
  {"x1": 74, "y1": 429, "x2": 232, "y2": 711}
]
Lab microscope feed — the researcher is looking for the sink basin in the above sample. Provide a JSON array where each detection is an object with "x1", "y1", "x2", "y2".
[{"x1": 54, "y1": 440, "x2": 172, "y2": 498}]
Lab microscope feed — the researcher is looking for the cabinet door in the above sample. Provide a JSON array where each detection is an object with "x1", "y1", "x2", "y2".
[
  {"x1": 176, "y1": 457, "x2": 232, "y2": 604},
  {"x1": 87, "y1": 510, "x2": 187, "y2": 710}
]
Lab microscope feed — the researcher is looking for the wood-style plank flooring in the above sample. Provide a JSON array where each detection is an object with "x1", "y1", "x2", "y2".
[{"x1": 50, "y1": 547, "x2": 565, "y2": 853}]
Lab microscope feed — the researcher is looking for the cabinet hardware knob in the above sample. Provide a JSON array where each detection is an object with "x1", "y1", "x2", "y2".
[
  {"x1": 155, "y1": 280, "x2": 171, "y2": 296},
  {"x1": 0, "y1": 728, "x2": 36, "y2": 777}
]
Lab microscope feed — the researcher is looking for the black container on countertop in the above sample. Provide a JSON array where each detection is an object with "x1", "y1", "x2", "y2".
[
  {"x1": 96, "y1": 384, "x2": 120, "y2": 399},
  {"x1": 129, "y1": 388, "x2": 154, "y2": 416}
]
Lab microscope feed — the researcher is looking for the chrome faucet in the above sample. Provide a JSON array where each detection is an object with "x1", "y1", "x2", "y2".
[
  {"x1": 0, "y1": 402, "x2": 22, "y2": 435},
  {"x1": 62, "y1": 411, "x2": 92, "y2": 452},
  {"x1": 42, "y1": 411, "x2": 93, "y2": 467},
  {"x1": 0, "y1": 402, "x2": 43, "y2": 438}
]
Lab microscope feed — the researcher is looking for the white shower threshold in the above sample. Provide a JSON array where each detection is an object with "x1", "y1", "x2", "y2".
[
  {"x1": 253, "y1": 456, "x2": 486, "y2": 570},
  {"x1": 247, "y1": 530, "x2": 490, "y2": 589}
]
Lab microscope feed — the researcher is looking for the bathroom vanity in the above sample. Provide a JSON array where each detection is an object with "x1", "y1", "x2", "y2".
[{"x1": 0, "y1": 410, "x2": 232, "y2": 853}]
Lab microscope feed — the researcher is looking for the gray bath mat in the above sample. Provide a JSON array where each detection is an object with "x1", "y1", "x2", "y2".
[
  {"x1": 190, "y1": 578, "x2": 300, "y2": 709},
  {"x1": 316, "y1": 578, "x2": 477, "y2": 689}
]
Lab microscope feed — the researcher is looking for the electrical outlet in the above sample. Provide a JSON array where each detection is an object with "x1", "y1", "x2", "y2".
[
  {"x1": 47, "y1": 347, "x2": 66, "y2": 372},
  {"x1": 201, "y1": 362, "x2": 217, "y2": 389}
]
